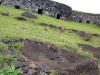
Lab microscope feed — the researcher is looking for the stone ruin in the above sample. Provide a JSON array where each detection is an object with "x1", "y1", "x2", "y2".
[
  {"x1": 0, "y1": 0, "x2": 72, "y2": 20},
  {"x1": 0, "y1": 0, "x2": 100, "y2": 27},
  {"x1": 69, "y1": 11, "x2": 100, "y2": 27}
]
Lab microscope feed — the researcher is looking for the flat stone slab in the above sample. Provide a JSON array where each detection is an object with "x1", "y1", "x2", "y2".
[
  {"x1": 14, "y1": 17, "x2": 27, "y2": 21},
  {"x1": 78, "y1": 44, "x2": 100, "y2": 58},
  {"x1": 19, "y1": 40, "x2": 98, "y2": 75},
  {"x1": 21, "y1": 12, "x2": 37, "y2": 19},
  {"x1": 37, "y1": 62, "x2": 50, "y2": 73},
  {"x1": 75, "y1": 31, "x2": 92, "y2": 41}
]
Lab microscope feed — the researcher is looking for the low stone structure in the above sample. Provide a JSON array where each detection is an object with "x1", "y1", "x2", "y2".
[
  {"x1": 69, "y1": 11, "x2": 100, "y2": 27},
  {"x1": 0, "y1": 0, "x2": 72, "y2": 19}
]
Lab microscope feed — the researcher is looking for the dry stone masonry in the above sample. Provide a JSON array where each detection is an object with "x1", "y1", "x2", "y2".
[
  {"x1": 0, "y1": 0, "x2": 100, "y2": 27},
  {"x1": 0, "y1": 0, "x2": 72, "y2": 19},
  {"x1": 69, "y1": 11, "x2": 100, "y2": 27}
]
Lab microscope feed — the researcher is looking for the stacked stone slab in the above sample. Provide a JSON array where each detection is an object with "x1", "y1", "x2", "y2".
[{"x1": 0, "y1": 0, "x2": 72, "y2": 19}]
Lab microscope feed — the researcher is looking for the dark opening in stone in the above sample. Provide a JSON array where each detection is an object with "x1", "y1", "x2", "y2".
[
  {"x1": 78, "y1": 20, "x2": 82, "y2": 23},
  {"x1": 56, "y1": 14, "x2": 61, "y2": 19},
  {"x1": 86, "y1": 20, "x2": 90, "y2": 23},
  {"x1": 38, "y1": 9, "x2": 43, "y2": 14},
  {"x1": 0, "y1": 2, "x2": 1, "y2": 5},
  {"x1": 15, "y1": 5, "x2": 20, "y2": 9}
]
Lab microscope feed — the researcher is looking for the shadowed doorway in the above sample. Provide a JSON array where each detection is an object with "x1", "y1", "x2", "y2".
[
  {"x1": 15, "y1": 5, "x2": 20, "y2": 9},
  {"x1": 38, "y1": 9, "x2": 43, "y2": 14},
  {"x1": 56, "y1": 14, "x2": 61, "y2": 19}
]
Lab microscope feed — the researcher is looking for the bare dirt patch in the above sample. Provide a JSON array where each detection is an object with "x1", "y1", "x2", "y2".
[{"x1": 19, "y1": 39, "x2": 98, "y2": 75}]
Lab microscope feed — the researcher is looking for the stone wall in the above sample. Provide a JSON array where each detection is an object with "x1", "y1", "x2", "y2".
[
  {"x1": 69, "y1": 11, "x2": 100, "y2": 27},
  {"x1": 0, "y1": 0, "x2": 72, "y2": 19},
  {"x1": 0, "y1": 0, "x2": 100, "y2": 27}
]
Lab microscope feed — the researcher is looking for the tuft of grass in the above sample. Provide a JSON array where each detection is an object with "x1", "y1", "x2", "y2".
[
  {"x1": 0, "y1": 42, "x2": 8, "y2": 51},
  {"x1": 11, "y1": 42, "x2": 22, "y2": 55},
  {"x1": 49, "y1": 71, "x2": 59, "y2": 75},
  {"x1": 0, "y1": 64, "x2": 22, "y2": 75},
  {"x1": 79, "y1": 73, "x2": 84, "y2": 75},
  {"x1": 0, "y1": 54, "x2": 16, "y2": 66}
]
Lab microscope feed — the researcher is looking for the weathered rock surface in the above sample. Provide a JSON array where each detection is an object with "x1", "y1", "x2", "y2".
[
  {"x1": 75, "y1": 31, "x2": 92, "y2": 41},
  {"x1": 69, "y1": 11, "x2": 100, "y2": 27},
  {"x1": 78, "y1": 44, "x2": 100, "y2": 58},
  {"x1": 12, "y1": 60, "x2": 24, "y2": 68},
  {"x1": 21, "y1": 12, "x2": 37, "y2": 19},
  {"x1": 1, "y1": 0, "x2": 100, "y2": 27},
  {"x1": 38, "y1": 62, "x2": 51, "y2": 73},
  {"x1": 14, "y1": 17, "x2": 27, "y2": 21},
  {"x1": 29, "y1": 61, "x2": 38, "y2": 69}
]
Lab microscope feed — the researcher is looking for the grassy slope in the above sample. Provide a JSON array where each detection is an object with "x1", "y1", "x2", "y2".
[{"x1": 0, "y1": 5, "x2": 100, "y2": 57}]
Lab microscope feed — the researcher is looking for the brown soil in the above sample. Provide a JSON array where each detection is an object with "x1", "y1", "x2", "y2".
[{"x1": 19, "y1": 39, "x2": 98, "y2": 75}]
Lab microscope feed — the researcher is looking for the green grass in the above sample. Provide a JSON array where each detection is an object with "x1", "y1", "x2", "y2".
[
  {"x1": 0, "y1": 64, "x2": 22, "y2": 75},
  {"x1": 49, "y1": 71, "x2": 58, "y2": 75},
  {"x1": 10, "y1": 42, "x2": 22, "y2": 55},
  {"x1": 0, "y1": 54, "x2": 15, "y2": 66},
  {"x1": 0, "y1": 42, "x2": 8, "y2": 51}
]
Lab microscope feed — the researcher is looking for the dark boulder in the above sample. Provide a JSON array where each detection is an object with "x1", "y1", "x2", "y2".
[
  {"x1": 15, "y1": 17, "x2": 27, "y2": 21},
  {"x1": 75, "y1": 31, "x2": 92, "y2": 41},
  {"x1": 38, "y1": 62, "x2": 51, "y2": 73},
  {"x1": 12, "y1": 60, "x2": 24, "y2": 68}
]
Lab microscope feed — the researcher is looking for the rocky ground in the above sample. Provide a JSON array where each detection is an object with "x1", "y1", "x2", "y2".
[{"x1": 0, "y1": 38, "x2": 98, "y2": 75}]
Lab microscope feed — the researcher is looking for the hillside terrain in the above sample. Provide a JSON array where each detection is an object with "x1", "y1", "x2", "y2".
[{"x1": 0, "y1": 5, "x2": 100, "y2": 75}]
